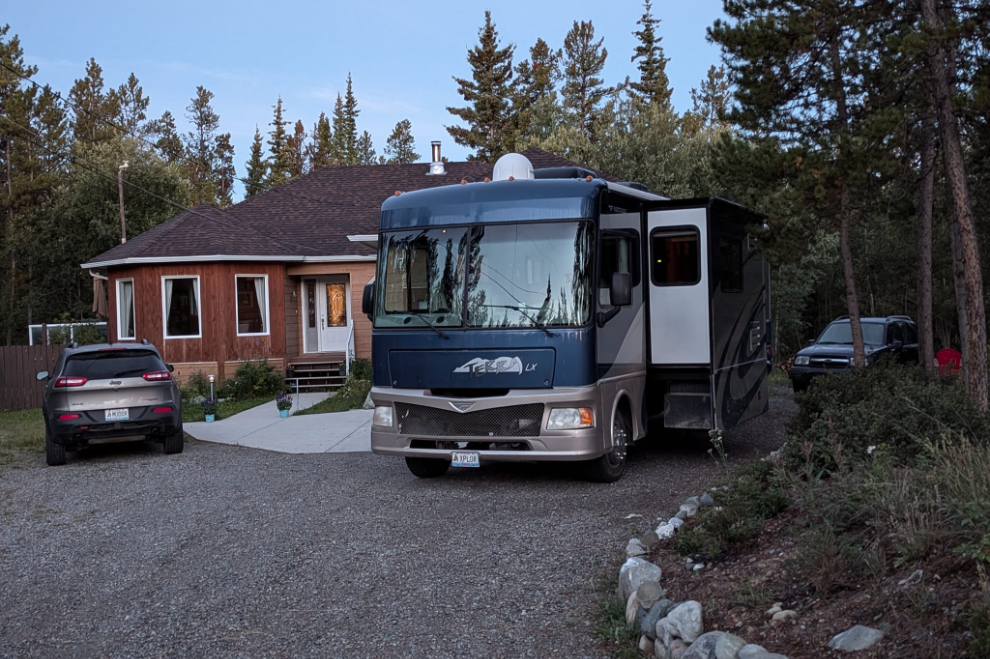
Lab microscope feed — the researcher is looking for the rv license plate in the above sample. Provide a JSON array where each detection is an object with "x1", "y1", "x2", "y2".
[
  {"x1": 105, "y1": 408, "x2": 129, "y2": 421},
  {"x1": 451, "y1": 451, "x2": 480, "y2": 468}
]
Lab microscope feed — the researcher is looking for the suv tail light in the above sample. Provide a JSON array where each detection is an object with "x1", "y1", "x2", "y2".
[
  {"x1": 58, "y1": 413, "x2": 81, "y2": 420},
  {"x1": 54, "y1": 376, "x2": 88, "y2": 388},
  {"x1": 152, "y1": 406, "x2": 173, "y2": 413},
  {"x1": 142, "y1": 371, "x2": 172, "y2": 381}
]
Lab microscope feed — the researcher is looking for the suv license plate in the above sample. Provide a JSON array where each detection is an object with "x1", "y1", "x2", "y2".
[
  {"x1": 451, "y1": 451, "x2": 480, "y2": 468},
  {"x1": 105, "y1": 408, "x2": 129, "y2": 421}
]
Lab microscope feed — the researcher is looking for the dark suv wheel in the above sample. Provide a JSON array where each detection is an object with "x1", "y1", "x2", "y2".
[{"x1": 45, "y1": 428, "x2": 67, "y2": 467}]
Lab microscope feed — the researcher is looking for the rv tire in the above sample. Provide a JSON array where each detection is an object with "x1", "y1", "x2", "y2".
[
  {"x1": 585, "y1": 409, "x2": 630, "y2": 483},
  {"x1": 405, "y1": 457, "x2": 451, "y2": 478}
]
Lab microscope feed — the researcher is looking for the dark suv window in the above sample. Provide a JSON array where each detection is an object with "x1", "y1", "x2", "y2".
[
  {"x1": 63, "y1": 350, "x2": 166, "y2": 380},
  {"x1": 887, "y1": 323, "x2": 903, "y2": 345},
  {"x1": 901, "y1": 322, "x2": 918, "y2": 345}
]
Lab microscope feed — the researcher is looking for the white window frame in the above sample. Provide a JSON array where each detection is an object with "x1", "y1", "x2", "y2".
[
  {"x1": 161, "y1": 275, "x2": 202, "y2": 339},
  {"x1": 116, "y1": 278, "x2": 136, "y2": 341},
  {"x1": 234, "y1": 274, "x2": 271, "y2": 337}
]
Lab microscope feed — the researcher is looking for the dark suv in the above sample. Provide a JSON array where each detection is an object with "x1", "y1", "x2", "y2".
[
  {"x1": 789, "y1": 316, "x2": 919, "y2": 392},
  {"x1": 37, "y1": 342, "x2": 183, "y2": 466}
]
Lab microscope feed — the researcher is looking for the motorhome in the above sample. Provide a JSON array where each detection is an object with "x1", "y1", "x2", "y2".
[{"x1": 363, "y1": 153, "x2": 771, "y2": 482}]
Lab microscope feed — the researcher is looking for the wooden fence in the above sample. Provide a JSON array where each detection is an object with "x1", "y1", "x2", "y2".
[{"x1": 0, "y1": 345, "x2": 64, "y2": 411}]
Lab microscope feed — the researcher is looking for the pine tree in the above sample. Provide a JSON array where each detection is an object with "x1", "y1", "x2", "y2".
[
  {"x1": 68, "y1": 58, "x2": 120, "y2": 144},
  {"x1": 562, "y1": 20, "x2": 613, "y2": 140},
  {"x1": 329, "y1": 75, "x2": 360, "y2": 166},
  {"x1": 287, "y1": 120, "x2": 307, "y2": 178},
  {"x1": 149, "y1": 111, "x2": 183, "y2": 163},
  {"x1": 244, "y1": 126, "x2": 268, "y2": 196},
  {"x1": 628, "y1": 1, "x2": 671, "y2": 108},
  {"x1": 183, "y1": 86, "x2": 221, "y2": 205},
  {"x1": 214, "y1": 133, "x2": 236, "y2": 207},
  {"x1": 512, "y1": 38, "x2": 562, "y2": 145},
  {"x1": 329, "y1": 94, "x2": 347, "y2": 166},
  {"x1": 446, "y1": 11, "x2": 515, "y2": 162},
  {"x1": 384, "y1": 119, "x2": 420, "y2": 164},
  {"x1": 116, "y1": 73, "x2": 149, "y2": 136},
  {"x1": 356, "y1": 130, "x2": 376, "y2": 165},
  {"x1": 266, "y1": 97, "x2": 292, "y2": 186},
  {"x1": 683, "y1": 65, "x2": 732, "y2": 135},
  {"x1": 306, "y1": 112, "x2": 333, "y2": 170}
]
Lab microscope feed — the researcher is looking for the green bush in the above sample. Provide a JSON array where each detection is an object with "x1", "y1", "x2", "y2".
[
  {"x1": 784, "y1": 363, "x2": 990, "y2": 472},
  {"x1": 970, "y1": 597, "x2": 990, "y2": 657},
  {"x1": 181, "y1": 371, "x2": 212, "y2": 400},
  {"x1": 294, "y1": 375, "x2": 371, "y2": 416},
  {"x1": 229, "y1": 357, "x2": 284, "y2": 399},
  {"x1": 349, "y1": 357, "x2": 372, "y2": 381}
]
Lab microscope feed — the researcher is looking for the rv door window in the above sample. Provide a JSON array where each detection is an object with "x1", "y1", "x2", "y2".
[
  {"x1": 650, "y1": 229, "x2": 700, "y2": 286},
  {"x1": 600, "y1": 231, "x2": 639, "y2": 306}
]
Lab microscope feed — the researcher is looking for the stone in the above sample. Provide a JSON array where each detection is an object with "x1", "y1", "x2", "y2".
[
  {"x1": 685, "y1": 496, "x2": 701, "y2": 507},
  {"x1": 637, "y1": 581, "x2": 666, "y2": 609},
  {"x1": 714, "y1": 633, "x2": 748, "y2": 659},
  {"x1": 627, "y1": 539, "x2": 649, "y2": 558},
  {"x1": 656, "y1": 523, "x2": 678, "y2": 540},
  {"x1": 680, "y1": 502, "x2": 700, "y2": 518},
  {"x1": 680, "y1": 631, "x2": 747, "y2": 659},
  {"x1": 642, "y1": 599, "x2": 675, "y2": 639},
  {"x1": 771, "y1": 610, "x2": 797, "y2": 624},
  {"x1": 899, "y1": 569, "x2": 924, "y2": 587},
  {"x1": 618, "y1": 557, "x2": 662, "y2": 601},
  {"x1": 693, "y1": 563, "x2": 705, "y2": 572},
  {"x1": 640, "y1": 635, "x2": 655, "y2": 655},
  {"x1": 668, "y1": 516, "x2": 685, "y2": 529},
  {"x1": 669, "y1": 639, "x2": 689, "y2": 659},
  {"x1": 655, "y1": 641, "x2": 671, "y2": 659},
  {"x1": 827, "y1": 625, "x2": 884, "y2": 652},
  {"x1": 736, "y1": 644, "x2": 768, "y2": 659},
  {"x1": 676, "y1": 509, "x2": 689, "y2": 520},
  {"x1": 626, "y1": 590, "x2": 642, "y2": 626},
  {"x1": 664, "y1": 601, "x2": 704, "y2": 644},
  {"x1": 700, "y1": 492, "x2": 716, "y2": 508},
  {"x1": 642, "y1": 530, "x2": 661, "y2": 548},
  {"x1": 765, "y1": 606, "x2": 782, "y2": 617}
]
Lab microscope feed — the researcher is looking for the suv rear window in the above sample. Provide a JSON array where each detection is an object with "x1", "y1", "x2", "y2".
[{"x1": 63, "y1": 350, "x2": 166, "y2": 380}]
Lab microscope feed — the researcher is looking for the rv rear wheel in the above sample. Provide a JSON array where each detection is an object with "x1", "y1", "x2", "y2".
[
  {"x1": 585, "y1": 410, "x2": 630, "y2": 483},
  {"x1": 405, "y1": 457, "x2": 451, "y2": 478}
]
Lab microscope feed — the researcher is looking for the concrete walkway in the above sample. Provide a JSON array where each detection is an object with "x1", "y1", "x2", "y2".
[{"x1": 184, "y1": 392, "x2": 373, "y2": 454}]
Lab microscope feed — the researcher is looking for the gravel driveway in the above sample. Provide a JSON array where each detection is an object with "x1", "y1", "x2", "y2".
[{"x1": 0, "y1": 393, "x2": 796, "y2": 659}]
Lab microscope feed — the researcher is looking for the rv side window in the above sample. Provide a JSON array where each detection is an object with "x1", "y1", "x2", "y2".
[
  {"x1": 600, "y1": 231, "x2": 639, "y2": 306},
  {"x1": 650, "y1": 228, "x2": 700, "y2": 286},
  {"x1": 719, "y1": 234, "x2": 744, "y2": 293}
]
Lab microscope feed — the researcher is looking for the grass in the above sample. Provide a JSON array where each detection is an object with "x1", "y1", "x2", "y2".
[
  {"x1": 294, "y1": 378, "x2": 371, "y2": 416},
  {"x1": 593, "y1": 597, "x2": 640, "y2": 659},
  {"x1": 182, "y1": 396, "x2": 271, "y2": 423},
  {"x1": 0, "y1": 408, "x2": 46, "y2": 465}
]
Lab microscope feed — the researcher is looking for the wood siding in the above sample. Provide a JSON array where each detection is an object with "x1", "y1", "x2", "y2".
[
  {"x1": 284, "y1": 276, "x2": 301, "y2": 359},
  {"x1": 286, "y1": 262, "x2": 375, "y2": 359},
  {"x1": 107, "y1": 263, "x2": 287, "y2": 381}
]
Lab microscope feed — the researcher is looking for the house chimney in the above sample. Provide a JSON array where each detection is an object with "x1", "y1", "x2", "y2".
[{"x1": 428, "y1": 141, "x2": 445, "y2": 175}]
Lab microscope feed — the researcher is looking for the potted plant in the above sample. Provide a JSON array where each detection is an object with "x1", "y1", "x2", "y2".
[
  {"x1": 201, "y1": 398, "x2": 218, "y2": 423},
  {"x1": 276, "y1": 393, "x2": 293, "y2": 418}
]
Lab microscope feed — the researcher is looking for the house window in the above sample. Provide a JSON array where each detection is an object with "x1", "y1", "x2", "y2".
[
  {"x1": 162, "y1": 276, "x2": 201, "y2": 338},
  {"x1": 326, "y1": 283, "x2": 347, "y2": 327},
  {"x1": 236, "y1": 275, "x2": 269, "y2": 336},
  {"x1": 651, "y1": 228, "x2": 700, "y2": 286},
  {"x1": 117, "y1": 279, "x2": 136, "y2": 340},
  {"x1": 718, "y1": 235, "x2": 744, "y2": 293}
]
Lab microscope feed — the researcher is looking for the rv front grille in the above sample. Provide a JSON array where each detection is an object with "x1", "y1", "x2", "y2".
[{"x1": 394, "y1": 402, "x2": 544, "y2": 437}]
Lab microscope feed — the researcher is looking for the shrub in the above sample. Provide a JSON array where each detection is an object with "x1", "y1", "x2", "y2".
[
  {"x1": 349, "y1": 357, "x2": 372, "y2": 381},
  {"x1": 181, "y1": 371, "x2": 211, "y2": 400},
  {"x1": 788, "y1": 524, "x2": 860, "y2": 595},
  {"x1": 970, "y1": 595, "x2": 990, "y2": 658},
  {"x1": 924, "y1": 438, "x2": 990, "y2": 563},
  {"x1": 229, "y1": 357, "x2": 284, "y2": 399},
  {"x1": 784, "y1": 363, "x2": 990, "y2": 472}
]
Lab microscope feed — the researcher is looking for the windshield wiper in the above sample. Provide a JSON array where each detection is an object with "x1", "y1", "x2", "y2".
[
  {"x1": 484, "y1": 304, "x2": 556, "y2": 337},
  {"x1": 409, "y1": 312, "x2": 449, "y2": 339}
]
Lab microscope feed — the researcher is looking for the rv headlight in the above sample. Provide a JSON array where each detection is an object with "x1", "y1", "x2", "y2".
[
  {"x1": 794, "y1": 355, "x2": 810, "y2": 366},
  {"x1": 373, "y1": 405, "x2": 394, "y2": 427},
  {"x1": 547, "y1": 407, "x2": 594, "y2": 430}
]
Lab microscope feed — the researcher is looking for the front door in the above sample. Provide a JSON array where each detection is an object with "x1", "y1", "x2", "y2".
[{"x1": 302, "y1": 277, "x2": 351, "y2": 354}]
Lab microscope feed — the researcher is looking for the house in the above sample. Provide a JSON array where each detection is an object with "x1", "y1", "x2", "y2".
[{"x1": 82, "y1": 147, "x2": 602, "y2": 388}]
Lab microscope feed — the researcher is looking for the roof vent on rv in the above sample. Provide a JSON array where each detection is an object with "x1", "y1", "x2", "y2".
[
  {"x1": 493, "y1": 153, "x2": 535, "y2": 181},
  {"x1": 428, "y1": 141, "x2": 446, "y2": 176}
]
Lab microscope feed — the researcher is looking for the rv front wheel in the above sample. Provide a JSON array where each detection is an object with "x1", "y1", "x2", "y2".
[
  {"x1": 405, "y1": 457, "x2": 451, "y2": 479},
  {"x1": 585, "y1": 410, "x2": 630, "y2": 483}
]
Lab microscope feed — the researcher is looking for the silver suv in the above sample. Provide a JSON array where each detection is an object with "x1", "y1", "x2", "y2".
[{"x1": 37, "y1": 342, "x2": 183, "y2": 466}]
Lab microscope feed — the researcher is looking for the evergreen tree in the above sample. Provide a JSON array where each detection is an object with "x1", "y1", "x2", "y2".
[
  {"x1": 628, "y1": 1, "x2": 671, "y2": 108},
  {"x1": 384, "y1": 119, "x2": 420, "y2": 164},
  {"x1": 266, "y1": 97, "x2": 292, "y2": 186},
  {"x1": 149, "y1": 111, "x2": 183, "y2": 163},
  {"x1": 214, "y1": 133, "x2": 236, "y2": 207},
  {"x1": 356, "y1": 130, "x2": 376, "y2": 165},
  {"x1": 306, "y1": 112, "x2": 333, "y2": 170},
  {"x1": 512, "y1": 38, "x2": 562, "y2": 145},
  {"x1": 562, "y1": 20, "x2": 613, "y2": 140},
  {"x1": 287, "y1": 119, "x2": 307, "y2": 178},
  {"x1": 329, "y1": 75, "x2": 360, "y2": 165},
  {"x1": 116, "y1": 73, "x2": 149, "y2": 136},
  {"x1": 329, "y1": 93, "x2": 347, "y2": 165},
  {"x1": 68, "y1": 58, "x2": 120, "y2": 144},
  {"x1": 446, "y1": 11, "x2": 516, "y2": 162},
  {"x1": 683, "y1": 65, "x2": 731, "y2": 135},
  {"x1": 183, "y1": 86, "x2": 221, "y2": 205},
  {"x1": 244, "y1": 126, "x2": 268, "y2": 196}
]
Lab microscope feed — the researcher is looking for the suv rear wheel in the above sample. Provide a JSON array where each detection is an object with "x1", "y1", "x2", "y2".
[
  {"x1": 45, "y1": 428, "x2": 67, "y2": 467},
  {"x1": 163, "y1": 426, "x2": 184, "y2": 455}
]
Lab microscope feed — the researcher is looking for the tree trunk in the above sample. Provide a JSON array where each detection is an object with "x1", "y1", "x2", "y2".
[
  {"x1": 922, "y1": 0, "x2": 988, "y2": 409},
  {"x1": 5, "y1": 138, "x2": 13, "y2": 346},
  {"x1": 839, "y1": 186, "x2": 867, "y2": 368},
  {"x1": 949, "y1": 207, "x2": 970, "y2": 379},
  {"x1": 916, "y1": 115, "x2": 936, "y2": 371}
]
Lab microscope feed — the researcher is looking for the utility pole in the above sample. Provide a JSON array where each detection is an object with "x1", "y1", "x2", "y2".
[{"x1": 118, "y1": 161, "x2": 129, "y2": 244}]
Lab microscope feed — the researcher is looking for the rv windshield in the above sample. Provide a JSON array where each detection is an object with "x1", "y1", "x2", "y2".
[{"x1": 375, "y1": 221, "x2": 594, "y2": 329}]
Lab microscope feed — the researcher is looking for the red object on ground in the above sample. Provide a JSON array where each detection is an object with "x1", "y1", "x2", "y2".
[{"x1": 936, "y1": 348, "x2": 962, "y2": 376}]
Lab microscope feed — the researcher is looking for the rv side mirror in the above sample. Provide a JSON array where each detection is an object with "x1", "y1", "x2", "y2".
[
  {"x1": 362, "y1": 281, "x2": 375, "y2": 319},
  {"x1": 609, "y1": 272, "x2": 632, "y2": 307},
  {"x1": 36, "y1": 370, "x2": 49, "y2": 381}
]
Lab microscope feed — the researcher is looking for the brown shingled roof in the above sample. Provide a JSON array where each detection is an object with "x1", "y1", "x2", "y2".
[{"x1": 83, "y1": 148, "x2": 608, "y2": 267}]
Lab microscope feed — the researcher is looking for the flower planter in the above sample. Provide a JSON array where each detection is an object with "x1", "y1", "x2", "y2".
[
  {"x1": 204, "y1": 413, "x2": 216, "y2": 423},
  {"x1": 279, "y1": 409, "x2": 289, "y2": 418}
]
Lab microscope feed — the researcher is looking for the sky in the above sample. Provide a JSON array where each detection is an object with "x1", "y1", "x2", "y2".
[{"x1": 10, "y1": 0, "x2": 728, "y2": 196}]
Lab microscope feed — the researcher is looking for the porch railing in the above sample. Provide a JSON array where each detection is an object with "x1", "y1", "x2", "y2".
[{"x1": 344, "y1": 319, "x2": 355, "y2": 377}]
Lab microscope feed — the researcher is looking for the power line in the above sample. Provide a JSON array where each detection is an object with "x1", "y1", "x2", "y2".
[{"x1": 0, "y1": 60, "x2": 381, "y2": 212}]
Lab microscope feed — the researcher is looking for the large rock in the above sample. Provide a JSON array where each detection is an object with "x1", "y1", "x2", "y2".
[
  {"x1": 659, "y1": 601, "x2": 704, "y2": 644},
  {"x1": 669, "y1": 639, "x2": 689, "y2": 659},
  {"x1": 771, "y1": 609, "x2": 797, "y2": 624},
  {"x1": 637, "y1": 581, "x2": 666, "y2": 609},
  {"x1": 639, "y1": 635, "x2": 655, "y2": 655},
  {"x1": 627, "y1": 538, "x2": 649, "y2": 557},
  {"x1": 738, "y1": 645, "x2": 789, "y2": 659},
  {"x1": 680, "y1": 631, "x2": 747, "y2": 659},
  {"x1": 656, "y1": 523, "x2": 678, "y2": 540},
  {"x1": 618, "y1": 557, "x2": 662, "y2": 601},
  {"x1": 827, "y1": 625, "x2": 884, "y2": 652},
  {"x1": 641, "y1": 599, "x2": 675, "y2": 639},
  {"x1": 679, "y1": 502, "x2": 700, "y2": 518},
  {"x1": 626, "y1": 590, "x2": 642, "y2": 626}
]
